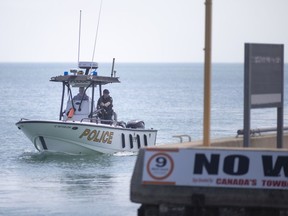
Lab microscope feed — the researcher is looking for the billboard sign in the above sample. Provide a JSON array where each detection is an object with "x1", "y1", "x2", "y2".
[
  {"x1": 245, "y1": 43, "x2": 284, "y2": 108},
  {"x1": 142, "y1": 148, "x2": 288, "y2": 190}
]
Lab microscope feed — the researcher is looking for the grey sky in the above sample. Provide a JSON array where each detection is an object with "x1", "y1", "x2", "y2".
[{"x1": 0, "y1": 0, "x2": 287, "y2": 63}]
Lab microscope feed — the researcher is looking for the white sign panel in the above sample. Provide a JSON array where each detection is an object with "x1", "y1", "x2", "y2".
[{"x1": 142, "y1": 148, "x2": 288, "y2": 189}]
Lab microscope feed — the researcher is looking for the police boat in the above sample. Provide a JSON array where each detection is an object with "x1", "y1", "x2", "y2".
[{"x1": 16, "y1": 62, "x2": 157, "y2": 155}]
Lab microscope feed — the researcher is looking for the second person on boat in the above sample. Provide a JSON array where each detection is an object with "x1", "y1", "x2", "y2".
[{"x1": 97, "y1": 89, "x2": 113, "y2": 122}]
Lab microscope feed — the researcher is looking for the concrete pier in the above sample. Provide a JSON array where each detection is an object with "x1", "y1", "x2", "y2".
[{"x1": 130, "y1": 132, "x2": 288, "y2": 216}]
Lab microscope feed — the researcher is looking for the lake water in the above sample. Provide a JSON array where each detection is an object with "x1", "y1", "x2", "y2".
[{"x1": 0, "y1": 63, "x2": 287, "y2": 215}]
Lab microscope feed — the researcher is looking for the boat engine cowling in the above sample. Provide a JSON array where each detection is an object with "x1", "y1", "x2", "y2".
[{"x1": 126, "y1": 120, "x2": 145, "y2": 129}]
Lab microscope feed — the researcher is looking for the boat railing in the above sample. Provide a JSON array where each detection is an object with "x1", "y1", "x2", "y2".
[
  {"x1": 236, "y1": 126, "x2": 288, "y2": 137},
  {"x1": 19, "y1": 118, "x2": 30, "y2": 122},
  {"x1": 172, "y1": 134, "x2": 192, "y2": 143},
  {"x1": 80, "y1": 117, "x2": 118, "y2": 126}
]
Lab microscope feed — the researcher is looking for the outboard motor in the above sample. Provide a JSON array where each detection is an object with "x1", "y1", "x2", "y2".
[{"x1": 126, "y1": 120, "x2": 145, "y2": 129}]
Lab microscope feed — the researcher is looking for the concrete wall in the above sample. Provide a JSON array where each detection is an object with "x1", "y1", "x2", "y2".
[{"x1": 156, "y1": 132, "x2": 288, "y2": 149}]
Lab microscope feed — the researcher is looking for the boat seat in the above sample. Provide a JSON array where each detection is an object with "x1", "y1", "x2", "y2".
[{"x1": 64, "y1": 99, "x2": 93, "y2": 121}]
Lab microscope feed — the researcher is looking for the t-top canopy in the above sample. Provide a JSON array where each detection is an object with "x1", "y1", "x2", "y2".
[{"x1": 50, "y1": 74, "x2": 120, "y2": 87}]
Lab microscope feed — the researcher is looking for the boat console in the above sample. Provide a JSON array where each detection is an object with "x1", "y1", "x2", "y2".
[{"x1": 64, "y1": 99, "x2": 92, "y2": 121}]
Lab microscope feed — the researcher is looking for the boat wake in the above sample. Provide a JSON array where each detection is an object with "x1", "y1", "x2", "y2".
[{"x1": 113, "y1": 151, "x2": 138, "y2": 157}]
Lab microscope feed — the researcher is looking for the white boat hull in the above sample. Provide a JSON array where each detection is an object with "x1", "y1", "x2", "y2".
[{"x1": 16, "y1": 119, "x2": 157, "y2": 155}]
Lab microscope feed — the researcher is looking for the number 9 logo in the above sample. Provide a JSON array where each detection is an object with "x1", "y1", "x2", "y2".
[{"x1": 146, "y1": 153, "x2": 174, "y2": 180}]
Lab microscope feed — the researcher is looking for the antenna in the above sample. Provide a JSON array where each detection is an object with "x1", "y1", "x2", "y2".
[
  {"x1": 77, "y1": 10, "x2": 82, "y2": 65},
  {"x1": 91, "y1": 0, "x2": 103, "y2": 63},
  {"x1": 111, "y1": 58, "x2": 115, "y2": 77}
]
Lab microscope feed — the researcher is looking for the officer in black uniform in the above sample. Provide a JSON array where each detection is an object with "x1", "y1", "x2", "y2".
[{"x1": 97, "y1": 89, "x2": 113, "y2": 121}]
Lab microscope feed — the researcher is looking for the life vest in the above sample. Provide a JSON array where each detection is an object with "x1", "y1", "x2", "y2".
[{"x1": 67, "y1": 108, "x2": 75, "y2": 118}]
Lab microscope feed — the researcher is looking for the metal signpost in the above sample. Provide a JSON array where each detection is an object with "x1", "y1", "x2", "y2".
[{"x1": 244, "y1": 43, "x2": 284, "y2": 148}]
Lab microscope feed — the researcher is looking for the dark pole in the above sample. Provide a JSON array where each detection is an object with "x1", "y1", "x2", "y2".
[
  {"x1": 111, "y1": 58, "x2": 115, "y2": 77},
  {"x1": 59, "y1": 82, "x2": 66, "y2": 120},
  {"x1": 90, "y1": 83, "x2": 95, "y2": 121},
  {"x1": 243, "y1": 44, "x2": 251, "y2": 147},
  {"x1": 277, "y1": 107, "x2": 283, "y2": 148}
]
